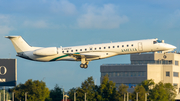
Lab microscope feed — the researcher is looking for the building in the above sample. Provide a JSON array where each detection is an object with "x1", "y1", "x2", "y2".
[{"x1": 100, "y1": 52, "x2": 180, "y2": 94}]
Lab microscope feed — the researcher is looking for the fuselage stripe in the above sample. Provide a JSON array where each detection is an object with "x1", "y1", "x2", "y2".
[{"x1": 50, "y1": 54, "x2": 69, "y2": 61}]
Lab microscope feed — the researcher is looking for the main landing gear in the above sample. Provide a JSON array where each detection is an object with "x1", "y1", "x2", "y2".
[
  {"x1": 80, "y1": 63, "x2": 88, "y2": 68},
  {"x1": 80, "y1": 58, "x2": 89, "y2": 69}
]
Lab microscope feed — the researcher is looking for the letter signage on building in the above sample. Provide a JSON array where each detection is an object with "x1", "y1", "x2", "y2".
[{"x1": 0, "y1": 59, "x2": 17, "y2": 86}]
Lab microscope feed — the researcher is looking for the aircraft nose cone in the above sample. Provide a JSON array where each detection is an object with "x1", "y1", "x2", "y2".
[
  {"x1": 164, "y1": 44, "x2": 177, "y2": 50},
  {"x1": 168, "y1": 45, "x2": 177, "y2": 49}
]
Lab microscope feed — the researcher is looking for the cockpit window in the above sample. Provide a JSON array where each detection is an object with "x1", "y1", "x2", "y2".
[
  {"x1": 157, "y1": 40, "x2": 162, "y2": 43},
  {"x1": 153, "y1": 40, "x2": 163, "y2": 44},
  {"x1": 153, "y1": 41, "x2": 157, "y2": 44}
]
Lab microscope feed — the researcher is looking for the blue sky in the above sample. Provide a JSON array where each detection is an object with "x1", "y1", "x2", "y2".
[{"x1": 1, "y1": 0, "x2": 180, "y2": 91}]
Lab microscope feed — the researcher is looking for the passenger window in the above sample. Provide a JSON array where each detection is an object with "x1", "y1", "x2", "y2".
[
  {"x1": 117, "y1": 45, "x2": 119, "y2": 48},
  {"x1": 71, "y1": 50, "x2": 73, "y2": 52},
  {"x1": 122, "y1": 45, "x2": 124, "y2": 47}
]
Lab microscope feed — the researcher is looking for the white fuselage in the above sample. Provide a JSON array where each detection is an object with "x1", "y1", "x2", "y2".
[{"x1": 19, "y1": 39, "x2": 176, "y2": 62}]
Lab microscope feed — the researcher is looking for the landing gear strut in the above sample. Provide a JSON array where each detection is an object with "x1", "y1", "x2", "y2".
[{"x1": 80, "y1": 58, "x2": 89, "y2": 69}]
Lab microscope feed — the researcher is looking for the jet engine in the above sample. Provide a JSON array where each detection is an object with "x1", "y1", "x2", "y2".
[{"x1": 33, "y1": 47, "x2": 58, "y2": 56}]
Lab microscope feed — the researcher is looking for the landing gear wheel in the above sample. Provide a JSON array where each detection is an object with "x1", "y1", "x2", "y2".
[
  {"x1": 80, "y1": 64, "x2": 88, "y2": 69},
  {"x1": 80, "y1": 64, "x2": 84, "y2": 68},
  {"x1": 84, "y1": 64, "x2": 88, "y2": 69}
]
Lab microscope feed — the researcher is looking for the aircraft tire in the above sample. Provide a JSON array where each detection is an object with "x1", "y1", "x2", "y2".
[
  {"x1": 80, "y1": 64, "x2": 84, "y2": 68},
  {"x1": 80, "y1": 64, "x2": 88, "y2": 68},
  {"x1": 84, "y1": 64, "x2": 88, "y2": 69}
]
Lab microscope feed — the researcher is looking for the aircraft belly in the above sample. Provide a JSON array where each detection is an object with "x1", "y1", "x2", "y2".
[{"x1": 28, "y1": 53, "x2": 75, "y2": 62}]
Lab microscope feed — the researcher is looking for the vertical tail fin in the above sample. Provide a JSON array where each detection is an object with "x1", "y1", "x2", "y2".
[{"x1": 5, "y1": 36, "x2": 32, "y2": 53}]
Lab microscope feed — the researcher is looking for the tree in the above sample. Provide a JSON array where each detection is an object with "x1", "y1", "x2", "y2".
[
  {"x1": 115, "y1": 84, "x2": 128, "y2": 101},
  {"x1": 140, "y1": 79, "x2": 155, "y2": 92},
  {"x1": 13, "y1": 79, "x2": 50, "y2": 101},
  {"x1": 49, "y1": 84, "x2": 63, "y2": 101},
  {"x1": 164, "y1": 83, "x2": 176, "y2": 101},
  {"x1": 98, "y1": 74, "x2": 116, "y2": 101},
  {"x1": 131, "y1": 85, "x2": 146, "y2": 101},
  {"x1": 76, "y1": 76, "x2": 97, "y2": 101},
  {"x1": 0, "y1": 90, "x2": 11, "y2": 101},
  {"x1": 149, "y1": 82, "x2": 169, "y2": 101},
  {"x1": 68, "y1": 87, "x2": 77, "y2": 101}
]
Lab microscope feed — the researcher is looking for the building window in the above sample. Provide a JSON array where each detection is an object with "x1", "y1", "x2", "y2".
[
  {"x1": 131, "y1": 44, "x2": 133, "y2": 46},
  {"x1": 127, "y1": 45, "x2": 129, "y2": 47},
  {"x1": 113, "y1": 46, "x2": 115, "y2": 48},
  {"x1": 99, "y1": 47, "x2": 101, "y2": 49},
  {"x1": 76, "y1": 49, "x2": 78, "y2": 52},
  {"x1": 90, "y1": 48, "x2": 92, "y2": 50},
  {"x1": 71, "y1": 50, "x2": 73, "y2": 52},
  {"x1": 173, "y1": 72, "x2": 179, "y2": 77},
  {"x1": 67, "y1": 50, "x2": 69, "y2": 53},
  {"x1": 166, "y1": 72, "x2": 170, "y2": 77},
  {"x1": 175, "y1": 61, "x2": 179, "y2": 66},
  {"x1": 80, "y1": 49, "x2": 82, "y2": 51},
  {"x1": 173, "y1": 83, "x2": 178, "y2": 87},
  {"x1": 104, "y1": 47, "x2": 106, "y2": 49},
  {"x1": 117, "y1": 45, "x2": 119, "y2": 48},
  {"x1": 62, "y1": 51, "x2": 64, "y2": 53},
  {"x1": 94, "y1": 48, "x2": 96, "y2": 50},
  {"x1": 101, "y1": 72, "x2": 146, "y2": 77},
  {"x1": 85, "y1": 49, "x2": 87, "y2": 51},
  {"x1": 108, "y1": 46, "x2": 110, "y2": 49},
  {"x1": 122, "y1": 45, "x2": 124, "y2": 47}
]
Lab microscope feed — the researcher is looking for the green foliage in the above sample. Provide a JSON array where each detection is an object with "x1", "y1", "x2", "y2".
[
  {"x1": 13, "y1": 79, "x2": 50, "y2": 101},
  {"x1": 98, "y1": 74, "x2": 116, "y2": 101},
  {"x1": 149, "y1": 82, "x2": 169, "y2": 101},
  {"x1": 76, "y1": 76, "x2": 97, "y2": 101},
  {"x1": 49, "y1": 84, "x2": 63, "y2": 101},
  {"x1": 164, "y1": 83, "x2": 177, "y2": 101},
  {"x1": 139, "y1": 80, "x2": 177, "y2": 101},
  {"x1": 0, "y1": 90, "x2": 11, "y2": 101},
  {"x1": 115, "y1": 84, "x2": 128, "y2": 101},
  {"x1": 68, "y1": 87, "x2": 77, "y2": 101},
  {"x1": 131, "y1": 85, "x2": 146, "y2": 101},
  {"x1": 140, "y1": 79, "x2": 155, "y2": 92}
]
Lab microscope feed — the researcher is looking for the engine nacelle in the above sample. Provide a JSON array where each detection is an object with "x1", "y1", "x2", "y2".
[{"x1": 33, "y1": 47, "x2": 58, "y2": 56}]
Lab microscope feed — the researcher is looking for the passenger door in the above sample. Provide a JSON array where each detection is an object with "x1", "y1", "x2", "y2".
[{"x1": 138, "y1": 42, "x2": 143, "y2": 51}]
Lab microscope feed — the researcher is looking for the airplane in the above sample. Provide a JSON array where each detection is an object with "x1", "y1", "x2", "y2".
[{"x1": 5, "y1": 36, "x2": 176, "y2": 68}]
